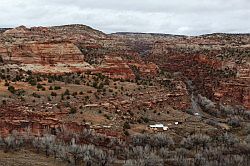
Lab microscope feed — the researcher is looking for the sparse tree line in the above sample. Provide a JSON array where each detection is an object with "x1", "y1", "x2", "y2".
[
  {"x1": 0, "y1": 128, "x2": 250, "y2": 166},
  {"x1": 185, "y1": 94, "x2": 250, "y2": 134},
  {"x1": 0, "y1": 68, "x2": 100, "y2": 86},
  {"x1": 0, "y1": 55, "x2": 3, "y2": 63},
  {"x1": 125, "y1": 132, "x2": 250, "y2": 166},
  {"x1": 0, "y1": 68, "x2": 132, "y2": 104},
  {"x1": 0, "y1": 129, "x2": 119, "y2": 166},
  {"x1": 197, "y1": 94, "x2": 250, "y2": 120}
]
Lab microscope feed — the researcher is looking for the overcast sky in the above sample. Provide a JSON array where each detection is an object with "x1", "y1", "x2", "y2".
[{"x1": 0, "y1": 0, "x2": 249, "y2": 35}]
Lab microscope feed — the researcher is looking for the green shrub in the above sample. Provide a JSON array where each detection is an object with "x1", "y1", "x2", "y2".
[
  {"x1": 32, "y1": 93, "x2": 41, "y2": 98},
  {"x1": 124, "y1": 130, "x2": 130, "y2": 136},
  {"x1": 64, "y1": 89, "x2": 70, "y2": 95},
  {"x1": 69, "y1": 107, "x2": 77, "y2": 114},
  {"x1": 54, "y1": 86, "x2": 61, "y2": 90},
  {"x1": 123, "y1": 122, "x2": 131, "y2": 129},
  {"x1": 4, "y1": 82, "x2": 9, "y2": 86},
  {"x1": 51, "y1": 92, "x2": 57, "y2": 97},
  {"x1": 37, "y1": 83, "x2": 43, "y2": 89},
  {"x1": 8, "y1": 86, "x2": 15, "y2": 94},
  {"x1": 0, "y1": 55, "x2": 3, "y2": 63},
  {"x1": 29, "y1": 79, "x2": 37, "y2": 86}
]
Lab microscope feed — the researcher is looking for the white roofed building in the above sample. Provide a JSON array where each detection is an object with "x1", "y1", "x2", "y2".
[{"x1": 149, "y1": 124, "x2": 168, "y2": 131}]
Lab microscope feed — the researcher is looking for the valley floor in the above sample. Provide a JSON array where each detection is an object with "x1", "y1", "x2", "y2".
[{"x1": 0, "y1": 150, "x2": 67, "y2": 166}]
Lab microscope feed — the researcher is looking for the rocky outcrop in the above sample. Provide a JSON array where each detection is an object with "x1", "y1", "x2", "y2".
[
  {"x1": 0, "y1": 25, "x2": 159, "y2": 78},
  {"x1": 213, "y1": 81, "x2": 250, "y2": 109},
  {"x1": 92, "y1": 55, "x2": 159, "y2": 80},
  {"x1": 0, "y1": 104, "x2": 87, "y2": 136},
  {"x1": 0, "y1": 25, "x2": 249, "y2": 109},
  {"x1": 95, "y1": 55, "x2": 136, "y2": 80},
  {"x1": 0, "y1": 25, "x2": 97, "y2": 73},
  {"x1": 0, "y1": 42, "x2": 84, "y2": 64},
  {"x1": 0, "y1": 41, "x2": 94, "y2": 74},
  {"x1": 112, "y1": 32, "x2": 250, "y2": 109},
  {"x1": 140, "y1": 36, "x2": 250, "y2": 109}
]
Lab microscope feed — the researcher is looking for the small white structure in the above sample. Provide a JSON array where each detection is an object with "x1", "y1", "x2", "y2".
[
  {"x1": 194, "y1": 113, "x2": 200, "y2": 116},
  {"x1": 149, "y1": 124, "x2": 168, "y2": 131},
  {"x1": 174, "y1": 122, "x2": 179, "y2": 125}
]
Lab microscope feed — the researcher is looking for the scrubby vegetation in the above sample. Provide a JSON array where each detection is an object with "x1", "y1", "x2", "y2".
[
  {"x1": 0, "y1": 36, "x2": 249, "y2": 165},
  {"x1": 0, "y1": 129, "x2": 249, "y2": 166}
]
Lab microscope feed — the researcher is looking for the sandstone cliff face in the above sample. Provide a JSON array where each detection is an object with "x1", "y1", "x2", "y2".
[
  {"x1": 95, "y1": 55, "x2": 136, "y2": 80},
  {"x1": 142, "y1": 35, "x2": 250, "y2": 109},
  {"x1": 0, "y1": 42, "x2": 84, "y2": 64},
  {"x1": 0, "y1": 25, "x2": 249, "y2": 109},
  {"x1": 0, "y1": 41, "x2": 93, "y2": 74},
  {"x1": 110, "y1": 32, "x2": 250, "y2": 109},
  {"x1": 0, "y1": 104, "x2": 86, "y2": 136},
  {"x1": 0, "y1": 25, "x2": 159, "y2": 78},
  {"x1": 0, "y1": 26, "x2": 93, "y2": 73},
  {"x1": 88, "y1": 54, "x2": 159, "y2": 80}
]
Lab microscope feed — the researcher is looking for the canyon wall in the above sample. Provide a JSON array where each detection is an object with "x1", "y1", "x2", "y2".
[{"x1": 0, "y1": 25, "x2": 249, "y2": 109}]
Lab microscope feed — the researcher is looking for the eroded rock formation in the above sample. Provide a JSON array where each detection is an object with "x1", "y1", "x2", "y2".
[{"x1": 0, "y1": 25, "x2": 249, "y2": 110}]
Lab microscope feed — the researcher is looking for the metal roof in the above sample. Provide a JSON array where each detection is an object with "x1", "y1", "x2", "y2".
[{"x1": 149, "y1": 124, "x2": 164, "y2": 128}]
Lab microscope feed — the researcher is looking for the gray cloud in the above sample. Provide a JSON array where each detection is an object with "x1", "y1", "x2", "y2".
[{"x1": 0, "y1": 0, "x2": 249, "y2": 35}]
